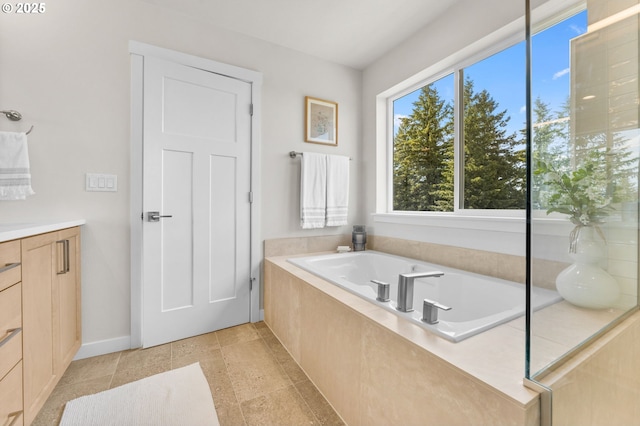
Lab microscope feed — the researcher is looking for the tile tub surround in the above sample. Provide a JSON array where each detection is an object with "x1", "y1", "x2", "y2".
[
  {"x1": 539, "y1": 311, "x2": 640, "y2": 425},
  {"x1": 265, "y1": 254, "x2": 635, "y2": 425},
  {"x1": 264, "y1": 234, "x2": 352, "y2": 257},
  {"x1": 265, "y1": 256, "x2": 542, "y2": 426}
]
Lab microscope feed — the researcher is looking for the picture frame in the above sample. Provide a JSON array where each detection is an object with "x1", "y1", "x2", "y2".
[{"x1": 305, "y1": 96, "x2": 338, "y2": 146}]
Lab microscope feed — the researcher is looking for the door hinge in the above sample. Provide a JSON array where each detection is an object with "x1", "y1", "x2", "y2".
[
  {"x1": 250, "y1": 277, "x2": 256, "y2": 291},
  {"x1": 249, "y1": 103, "x2": 254, "y2": 116},
  {"x1": 249, "y1": 191, "x2": 253, "y2": 203}
]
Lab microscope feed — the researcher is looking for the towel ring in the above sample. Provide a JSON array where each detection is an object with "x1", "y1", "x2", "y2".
[{"x1": 1, "y1": 109, "x2": 33, "y2": 134}]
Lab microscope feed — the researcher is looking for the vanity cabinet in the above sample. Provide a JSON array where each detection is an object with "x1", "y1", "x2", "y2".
[
  {"x1": 0, "y1": 239, "x2": 24, "y2": 426},
  {"x1": 21, "y1": 227, "x2": 81, "y2": 425}
]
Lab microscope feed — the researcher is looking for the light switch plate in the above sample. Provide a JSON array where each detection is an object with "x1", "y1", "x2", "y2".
[{"x1": 86, "y1": 173, "x2": 118, "y2": 192}]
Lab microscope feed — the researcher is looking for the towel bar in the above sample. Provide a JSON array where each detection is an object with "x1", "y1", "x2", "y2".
[{"x1": 289, "y1": 151, "x2": 351, "y2": 160}]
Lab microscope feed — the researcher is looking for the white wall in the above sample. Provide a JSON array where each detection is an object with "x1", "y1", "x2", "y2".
[{"x1": 0, "y1": 0, "x2": 362, "y2": 352}]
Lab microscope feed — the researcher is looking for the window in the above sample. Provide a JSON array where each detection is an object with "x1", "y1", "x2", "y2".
[
  {"x1": 393, "y1": 74, "x2": 454, "y2": 211},
  {"x1": 389, "y1": 10, "x2": 588, "y2": 214},
  {"x1": 463, "y1": 43, "x2": 526, "y2": 210}
]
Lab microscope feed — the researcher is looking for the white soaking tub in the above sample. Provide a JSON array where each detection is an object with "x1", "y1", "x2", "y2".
[{"x1": 288, "y1": 250, "x2": 561, "y2": 342}]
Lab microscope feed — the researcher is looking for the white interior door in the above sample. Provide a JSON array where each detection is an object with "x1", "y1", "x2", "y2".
[{"x1": 142, "y1": 55, "x2": 252, "y2": 348}]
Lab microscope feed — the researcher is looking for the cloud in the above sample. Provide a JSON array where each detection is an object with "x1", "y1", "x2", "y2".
[
  {"x1": 520, "y1": 105, "x2": 527, "y2": 114},
  {"x1": 394, "y1": 114, "x2": 408, "y2": 128},
  {"x1": 553, "y1": 68, "x2": 570, "y2": 80}
]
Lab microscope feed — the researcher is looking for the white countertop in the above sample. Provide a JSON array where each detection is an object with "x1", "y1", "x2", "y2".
[{"x1": 0, "y1": 220, "x2": 86, "y2": 242}]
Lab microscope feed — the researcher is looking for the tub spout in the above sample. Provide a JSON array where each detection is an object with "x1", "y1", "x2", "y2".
[
  {"x1": 396, "y1": 271, "x2": 444, "y2": 313},
  {"x1": 421, "y1": 298, "x2": 451, "y2": 324}
]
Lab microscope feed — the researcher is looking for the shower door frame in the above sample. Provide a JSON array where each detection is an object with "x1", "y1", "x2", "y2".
[{"x1": 128, "y1": 41, "x2": 263, "y2": 348}]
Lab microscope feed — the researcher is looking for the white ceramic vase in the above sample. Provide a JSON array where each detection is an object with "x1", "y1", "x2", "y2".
[{"x1": 555, "y1": 225, "x2": 619, "y2": 309}]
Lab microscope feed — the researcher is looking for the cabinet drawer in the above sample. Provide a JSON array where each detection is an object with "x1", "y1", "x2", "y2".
[
  {"x1": 0, "y1": 283, "x2": 22, "y2": 380},
  {"x1": 0, "y1": 240, "x2": 21, "y2": 292},
  {"x1": 0, "y1": 361, "x2": 23, "y2": 426}
]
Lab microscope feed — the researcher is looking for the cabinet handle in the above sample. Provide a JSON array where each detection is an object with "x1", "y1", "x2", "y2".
[
  {"x1": 0, "y1": 327, "x2": 21, "y2": 349},
  {"x1": 56, "y1": 239, "x2": 70, "y2": 275},
  {"x1": 0, "y1": 262, "x2": 20, "y2": 274}
]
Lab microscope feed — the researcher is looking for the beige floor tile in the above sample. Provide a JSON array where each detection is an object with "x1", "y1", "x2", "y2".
[
  {"x1": 174, "y1": 349, "x2": 240, "y2": 408},
  {"x1": 216, "y1": 401, "x2": 247, "y2": 426},
  {"x1": 57, "y1": 351, "x2": 121, "y2": 387},
  {"x1": 254, "y1": 321, "x2": 273, "y2": 339},
  {"x1": 262, "y1": 333, "x2": 296, "y2": 364},
  {"x1": 171, "y1": 331, "x2": 220, "y2": 358},
  {"x1": 116, "y1": 343, "x2": 172, "y2": 371},
  {"x1": 240, "y1": 385, "x2": 318, "y2": 426},
  {"x1": 278, "y1": 356, "x2": 309, "y2": 384},
  {"x1": 223, "y1": 338, "x2": 292, "y2": 402},
  {"x1": 295, "y1": 380, "x2": 345, "y2": 426},
  {"x1": 217, "y1": 323, "x2": 261, "y2": 347},
  {"x1": 110, "y1": 361, "x2": 171, "y2": 388}
]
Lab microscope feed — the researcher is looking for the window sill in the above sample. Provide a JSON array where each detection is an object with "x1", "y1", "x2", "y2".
[{"x1": 372, "y1": 212, "x2": 579, "y2": 236}]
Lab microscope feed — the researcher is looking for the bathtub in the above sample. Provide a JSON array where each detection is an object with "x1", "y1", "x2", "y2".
[{"x1": 287, "y1": 250, "x2": 562, "y2": 342}]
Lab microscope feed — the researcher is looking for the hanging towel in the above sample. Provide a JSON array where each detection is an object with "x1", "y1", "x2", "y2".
[
  {"x1": 325, "y1": 154, "x2": 349, "y2": 227},
  {"x1": 0, "y1": 131, "x2": 35, "y2": 200},
  {"x1": 300, "y1": 152, "x2": 327, "y2": 229}
]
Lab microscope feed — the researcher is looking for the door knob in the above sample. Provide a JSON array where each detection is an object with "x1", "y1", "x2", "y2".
[{"x1": 147, "y1": 211, "x2": 173, "y2": 222}]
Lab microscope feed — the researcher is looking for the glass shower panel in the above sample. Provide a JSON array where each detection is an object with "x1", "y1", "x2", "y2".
[{"x1": 528, "y1": 0, "x2": 639, "y2": 423}]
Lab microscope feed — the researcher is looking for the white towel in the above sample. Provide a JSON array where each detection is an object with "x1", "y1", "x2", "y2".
[
  {"x1": 0, "y1": 131, "x2": 35, "y2": 200},
  {"x1": 326, "y1": 154, "x2": 349, "y2": 227},
  {"x1": 300, "y1": 152, "x2": 327, "y2": 229}
]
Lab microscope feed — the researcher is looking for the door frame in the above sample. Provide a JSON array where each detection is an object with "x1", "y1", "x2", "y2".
[{"x1": 129, "y1": 41, "x2": 263, "y2": 348}]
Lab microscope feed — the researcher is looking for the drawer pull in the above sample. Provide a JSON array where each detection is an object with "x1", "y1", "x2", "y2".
[
  {"x1": 57, "y1": 240, "x2": 70, "y2": 275},
  {"x1": 7, "y1": 411, "x2": 22, "y2": 426},
  {"x1": 0, "y1": 328, "x2": 21, "y2": 348},
  {"x1": 0, "y1": 262, "x2": 20, "y2": 274}
]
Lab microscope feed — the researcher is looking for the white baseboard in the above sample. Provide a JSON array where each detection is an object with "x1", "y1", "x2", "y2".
[
  {"x1": 74, "y1": 335, "x2": 132, "y2": 360},
  {"x1": 75, "y1": 313, "x2": 266, "y2": 361}
]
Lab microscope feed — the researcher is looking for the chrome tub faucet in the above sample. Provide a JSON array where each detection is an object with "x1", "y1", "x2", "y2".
[{"x1": 395, "y1": 270, "x2": 444, "y2": 313}]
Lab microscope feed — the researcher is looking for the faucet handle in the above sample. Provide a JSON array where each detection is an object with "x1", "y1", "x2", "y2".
[
  {"x1": 370, "y1": 280, "x2": 390, "y2": 302},
  {"x1": 421, "y1": 298, "x2": 451, "y2": 324}
]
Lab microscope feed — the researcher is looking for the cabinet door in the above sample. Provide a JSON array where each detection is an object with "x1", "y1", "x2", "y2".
[
  {"x1": 21, "y1": 232, "x2": 57, "y2": 425},
  {"x1": 55, "y1": 227, "x2": 81, "y2": 372}
]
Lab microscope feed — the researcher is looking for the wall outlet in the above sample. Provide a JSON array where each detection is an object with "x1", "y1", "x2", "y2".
[{"x1": 86, "y1": 173, "x2": 118, "y2": 192}]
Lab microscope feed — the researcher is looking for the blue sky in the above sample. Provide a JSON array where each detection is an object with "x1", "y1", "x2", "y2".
[{"x1": 393, "y1": 10, "x2": 588, "y2": 137}]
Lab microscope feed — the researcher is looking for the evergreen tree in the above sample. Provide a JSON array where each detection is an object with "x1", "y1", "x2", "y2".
[
  {"x1": 531, "y1": 96, "x2": 570, "y2": 209},
  {"x1": 393, "y1": 85, "x2": 453, "y2": 211},
  {"x1": 463, "y1": 78, "x2": 526, "y2": 209},
  {"x1": 534, "y1": 95, "x2": 638, "y2": 216}
]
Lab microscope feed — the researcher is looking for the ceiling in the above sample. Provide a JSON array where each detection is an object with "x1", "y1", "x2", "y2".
[{"x1": 141, "y1": 0, "x2": 462, "y2": 69}]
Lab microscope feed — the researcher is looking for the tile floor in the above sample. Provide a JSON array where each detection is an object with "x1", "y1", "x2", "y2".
[{"x1": 33, "y1": 322, "x2": 345, "y2": 426}]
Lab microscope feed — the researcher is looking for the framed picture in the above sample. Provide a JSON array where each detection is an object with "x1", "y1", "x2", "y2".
[{"x1": 305, "y1": 96, "x2": 338, "y2": 146}]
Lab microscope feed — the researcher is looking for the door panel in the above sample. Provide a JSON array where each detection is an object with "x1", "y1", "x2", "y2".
[
  {"x1": 142, "y1": 56, "x2": 252, "y2": 347},
  {"x1": 210, "y1": 154, "x2": 238, "y2": 302},
  {"x1": 161, "y1": 149, "x2": 194, "y2": 311},
  {"x1": 163, "y1": 76, "x2": 237, "y2": 141}
]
